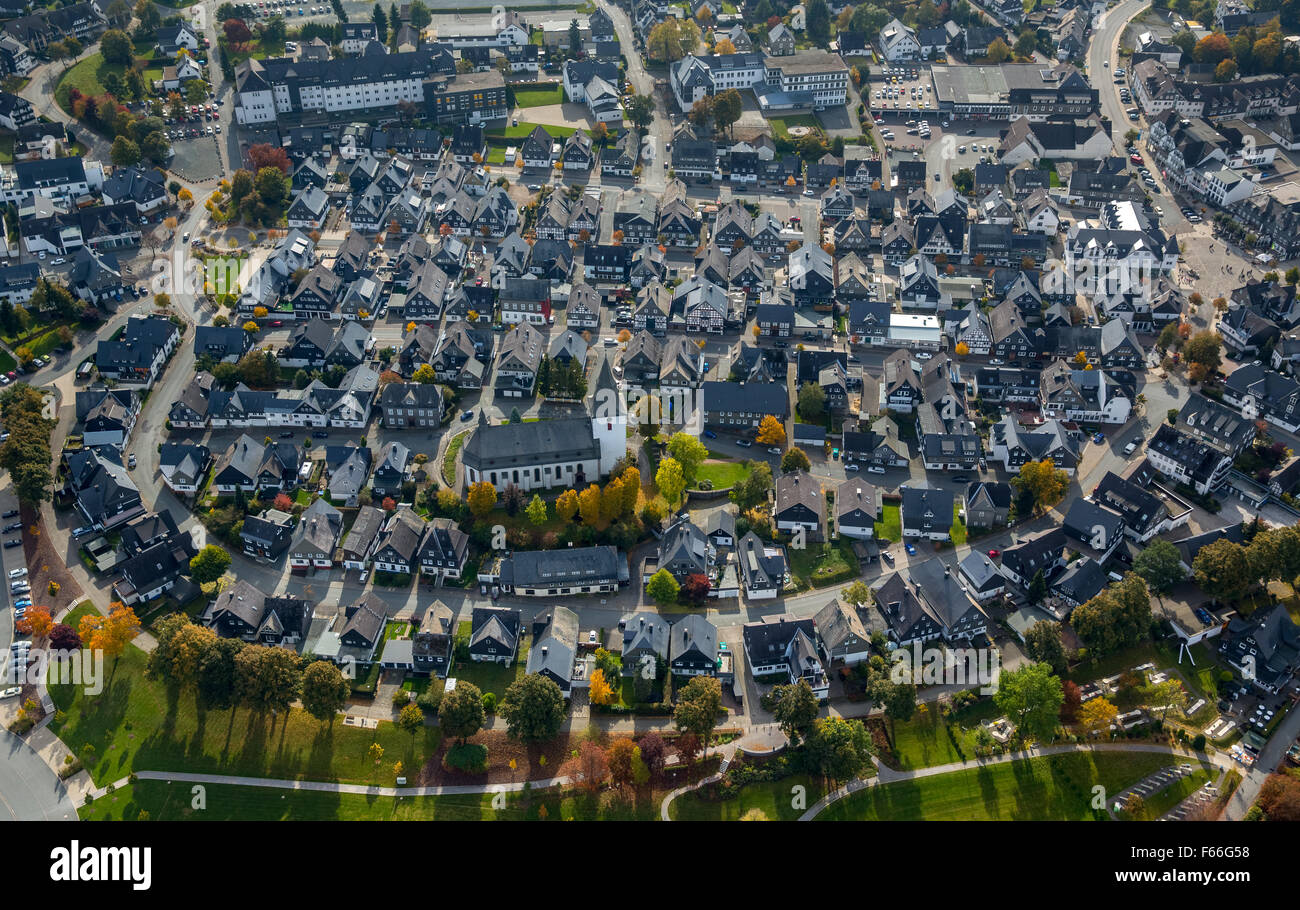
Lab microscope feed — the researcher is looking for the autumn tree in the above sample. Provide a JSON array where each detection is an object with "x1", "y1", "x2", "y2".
[
  {"x1": 300, "y1": 660, "x2": 350, "y2": 723},
  {"x1": 588, "y1": 668, "x2": 616, "y2": 705},
  {"x1": 1012, "y1": 458, "x2": 1068, "y2": 514},
  {"x1": 467, "y1": 481, "x2": 496, "y2": 518},
  {"x1": 756, "y1": 415, "x2": 786, "y2": 446},
  {"x1": 646, "y1": 568, "x2": 680, "y2": 606},
  {"x1": 77, "y1": 602, "x2": 142, "y2": 675},
  {"x1": 578, "y1": 482, "x2": 603, "y2": 526},
  {"x1": 655, "y1": 456, "x2": 686, "y2": 505},
  {"x1": 1193, "y1": 537, "x2": 1253, "y2": 602},
  {"x1": 1077, "y1": 696, "x2": 1118, "y2": 736},
  {"x1": 556, "y1": 488, "x2": 579, "y2": 521}
]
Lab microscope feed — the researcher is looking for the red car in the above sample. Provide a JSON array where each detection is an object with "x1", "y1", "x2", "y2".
[
  {"x1": 987, "y1": 548, "x2": 1000, "y2": 558},
  {"x1": 270, "y1": 320, "x2": 283, "y2": 327}
]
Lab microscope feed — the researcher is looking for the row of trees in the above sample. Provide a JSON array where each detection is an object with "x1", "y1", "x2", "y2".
[
  {"x1": 1191, "y1": 522, "x2": 1300, "y2": 604},
  {"x1": 0, "y1": 384, "x2": 54, "y2": 505}
]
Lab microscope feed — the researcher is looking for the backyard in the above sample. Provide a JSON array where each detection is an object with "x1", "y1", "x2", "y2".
[
  {"x1": 513, "y1": 84, "x2": 564, "y2": 109},
  {"x1": 881, "y1": 698, "x2": 1002, "y2": 770},
  {"x1": 788, "y1": 537, "x2": 859, "y2": 590},
  {"x1": 449, "y1": 624, "x2": 531, "y2": 700},
  {"x1": 874, "y1": 503, "x2": 901, "y2": 542},
  {"x1": 818, "y1": 751, "x2": 1179, "y2": 821},
  {"x1": 695, "y1": 458, "x2": 751, "y2": 490},
  {"x1": 669, "y1": 772, "x2": 828, "y2": 821}
]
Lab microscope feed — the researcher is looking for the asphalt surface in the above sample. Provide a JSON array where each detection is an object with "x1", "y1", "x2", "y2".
[{"x1": 0, "y1": 730, "x2": 76, "y2": 821}]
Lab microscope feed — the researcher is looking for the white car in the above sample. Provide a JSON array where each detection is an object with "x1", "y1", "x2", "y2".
[
  {"x1": 767, "y1": 447, "x2": 781, "y2": 455},
  {"x1": 7, "y1": 567, "x2": 25, "y2": 579},
  {"x1": 0, "y1": 687, "x2": 19, "y2": 699}
]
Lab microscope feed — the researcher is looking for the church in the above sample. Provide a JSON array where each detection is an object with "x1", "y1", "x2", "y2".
[{"x1": 459, "y1": 352, "x2": 626, "y2": 492}]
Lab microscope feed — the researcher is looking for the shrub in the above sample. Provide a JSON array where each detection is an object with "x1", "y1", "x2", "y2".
[
  {"x1": 443, "y1": 743, "x2": 489, "y2": 774},
  {"x1": 392, "y1": 689, "x2": 412, "y2": 709},
  {"x1": 1192, "y1": 734, "x2": 1207, "y2": 751},
  {"x1": 416, "y1": 688, "x2": 443, "y2": 714},
  {"x1": 482, "y1": 692, "x2": 498, "y2": 713}
]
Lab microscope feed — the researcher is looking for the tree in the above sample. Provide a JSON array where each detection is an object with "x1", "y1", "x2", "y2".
[
  {"x1": 110, "y1": 136, "x2": 141, "y2": 167},
  {"x1": 952, "y1": 168, "x2": 975, "y2": 195},
  {"x1": 607, "y1": 738, "x2": 646, "y2": 789},
  {"x1": 954, "y1": 341, "x2": 970, "y2": 357},
  {"x1": 372, "y1": 3, "x2": 388, "y2": 43},
  {"x1": 674, "y1": 675, "x2": 722, "y2": 755},
  {"x1": 806, "y1": 0, "x2": 831, "y2": 42},
  {"x1": 712, "y1": 88, "x2": 743, "y2": 138},
  {"x1": 805, "y1": 716, "x2": 874, "y2": 783},
  {"x1": 646, "y1": 568, "x2": 680, "y2": 606},
  {"x1": 756, "y1": 415, "x2": 786, "y2": 446},
  {"x1": 77, "y1": 602, "x2": 142, "y2": 672},
  {"x1": 467, "y1": 481, "x2": 496, "y2": 518},
  {"x1": 986, "y1": 37, "x2": 1012, "y2": 62},
  {"x1": 189, "y1": 545, "x2": 232, "y2": 585},
  {"x1": 1193, "y1": 32, "x2": 1233, "y2": 66},
  {"x1": 588, "y1": 668, "x2": 616, "y2": 705},
  {"x1": 566, "y1": 740, "x2": 609, "y2": 793},
  {"x1": 223, "y1": 18, "x2": 253, "y2": 45},
  {"x1": 780, "y1": 448, "x2": 811, "y2": 474},
  {"x1": 798, "y1": 382, "x2": 826, "y2": 419},
  {"x1": 645, "y1": 17, "x2": 700, "y2": 63},
  {"x1": 1013, "y1": 459, "x2": 1068, "y2": 514},
  {"x1": 666, "y1": 432, "x2": 708, "y2": 484},
  {"x1": 17, "y1": 605, "x2": 52, "y2": 640},
  {"x1": 1014, "y1": 29, "x2": 1038, "y2": 58},
  {"x1": 525, "y1": 494, "x2": 548, "y2": 526},
  {"x1": 408, "y1": 0, "x2": 431, "y2": 29},
  {"x1": 1193, "y1": 538, "x2": 1253, "y2": 602},
  {"x1": 655, "y1": 457, "x2": 686, "y2": 505},
  {"x1": 713, "y1": 37, "x2": 736, "y2": 54},
  {"x1": 1023, "y1": 620, "x2": 1067, "y2": 675},
  {"x1": 438, "y1": 680, "x2": 485, "y2": 743},
  {"x1": 730, "y1": 460, "x2": 772, "y2": 510},
  {"x1": 1060, "y1": 680, "x2": 1081, "y2": 724},
  {"x1": 556, "y1": 488, "x2": 579, "y2": 521},
  {"x1": 1132, "y1": 538, "x2": 1185, "y2": 593},
  {"x1": 771, "y1": 680, "x2": 819, "y2": 743},
  {"x1": 100, "y1": 29, "x2": 133, "y2": 65},
  {"x1": 1182, "y1": 330, "x2": 1223, "y2": 381},
  {"x1": 396, "y1": 702, "x2": 424, "y2": 741},
  {"x1": 300, "y1": 660, "x2": 349, "y2": 722},
  {"x1": 500, "y1": 673, "x2": 567, "y2": 742},
  {"x1": 578, "y1": 482, "x2": 602, "y2": 526},
  {"x1": 841, "y1": 580, "x2": 871, "y2": 608},
  {"x1": 625, "y1": 93, "x2": 654, "y2": 132},
  {"x1": 1077, "y1": 697, "x2": 1118, "y2": 735},
  {"x1": 994, "y1": 662, "x2": 1064, "y2": 743},
  {"x1": 231, "y1": 643, "x2": 301, "y2": 717}
]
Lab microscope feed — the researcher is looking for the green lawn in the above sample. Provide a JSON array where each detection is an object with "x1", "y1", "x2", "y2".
[
  {"x1": 874, "y1": 503, "x2": 901, "y2": 542},
  {"x1": 450, "y1": 624, "x2": 530, "y2": 700},
  {"x1": 769, "y1": 114, "x2": 821, "y2": 141},
  {"x1": 0, "y1": 130, "x2": 12, "y2": 165},
  {"x1": 695, "y1": 459, "x2": 751, "y2": 490},
  {"x1": 818, "y1": 751, "x2": 1177, "y2": 821},
  {"x1": 886, "y1": 700, "x2": 1001, "y2": 770},
  {"x1": 788, "y1": 538, "x2": 859, "y2": 589},
  {"x1": 81, "y1": 779, "x2": 661, "y2": 821},
  {"x1": 55, "y1": 53, "x2": 124, "y2": 111},
  {"x1": 0, "y1": 348, "x2": 15, "y2": 373},
  {"x1": 950, "y1": 503, "x2": 967, "y2": 546},
  {"x1": 48, "y1": 606, "x2": 441, "y2": 787},
  {"x1": 513, "y1": 84, "x2": 564, "y2": 108},
  {"x1": 670, "y1": 773, "x2": 827, "y2": 821}
]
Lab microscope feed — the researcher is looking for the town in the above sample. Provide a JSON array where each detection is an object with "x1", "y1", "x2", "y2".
[{"x1": 0, "y1": 0, "x2": 1295, "y2": 829}]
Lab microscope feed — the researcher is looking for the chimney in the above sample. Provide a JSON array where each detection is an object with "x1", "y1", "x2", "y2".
[{"x1": 944, "y1": 565, "x2": 950, "y2": 577}]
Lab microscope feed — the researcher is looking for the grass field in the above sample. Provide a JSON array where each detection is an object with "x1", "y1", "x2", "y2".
[
  {"x1": 695, "y1": 459, "x2": 751, "y2": 489},
  {"x1": 670, "y1": 773, "x2": 828, "y2": 821},
  {"x1": 769, "y1": 114, "x2": 821, "y2": 141},
  {"x1": 874, "y1": 503, "x2": 901, "y2": 542},
  {"x1": 818, "y1": 751, "x2": 1177, "y2": 821},
  {"x1": 0, "y1": 348, "x2": 15, "y2": 373},
  {"x1": 442, "y1": 430, "x2": 469, "y2": 486},
  {"x1": 55, "y1": 53, "x2": 122, "y2": 111},
  {"x1": 950, "y1": 503, "x2": 967, "y2": 546},
  {"x1": 513, "y1": 85, "x2": 563, "y2": 108},
  {"x1": 81, "y1": 779, "x2": 662, "y2": 821},
  {"x1": 48, "y1": 606, "x2": 441, "y2": 787}
]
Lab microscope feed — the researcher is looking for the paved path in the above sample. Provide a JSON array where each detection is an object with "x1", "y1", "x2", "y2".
[{"x1": 800, "y1": 742, "x2": 1234, "y2": 821}]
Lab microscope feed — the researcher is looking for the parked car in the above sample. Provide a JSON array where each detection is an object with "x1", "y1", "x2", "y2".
[
  {"x1": 2, "y1": 522, "x2": 21, "y2": 533},
  {"x1": 1, "y1": 510, "x2": 17, "y2": 519},
  {"x1": 2, "y1": 539, "x2": 19, "y2": 549},
  {"x1": 0, "y1": 687, "x2": 20, "y2": 699},
  {"x1": 736, "y1": 439, "x2": 753, "y2": 448},
  {"x1": 312, "y1": 431, "x2": 329, "y2": 439},
  {"x1": 460, "y1": 410, "x2": 475, "y2": 422},
  {"x1": 7, "y1": 568, "x2": 25, "y2": 579},
  {"x1": 71, "y1": 526, "x2": 94, "y2": 538}
]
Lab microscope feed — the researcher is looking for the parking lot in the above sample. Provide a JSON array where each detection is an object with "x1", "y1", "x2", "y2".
[{"x1": 866, "y1": 65, "x2": 937, "y2": 120}]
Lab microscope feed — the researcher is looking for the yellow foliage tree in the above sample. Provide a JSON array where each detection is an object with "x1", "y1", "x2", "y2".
[
  {"x1": 1077, "y1": 697, "x2": 1118, "y2": 736},
  {"x1": 467, "y1": 481, "x2": 497, "y2": 518},
  {"x1": 77, "y1": 602, "x2": 142, "y2": 667},
  {"x1": 589, "y1": 668, "x2": 616, "y2": 705},
  {"x1": 578, "y1": 483, "x2": 603, "y2": 526},
  {"x1": 756, "y1": 415, "x2": 786, "y2": 446},
  {"x1": 556, "y1": 488, "x2": 580, "y2": 521},
  {"x1": 954, "y1": 341, "x2": 970, "y2": 356}
]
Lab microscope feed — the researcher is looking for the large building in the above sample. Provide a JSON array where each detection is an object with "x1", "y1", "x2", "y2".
[
  {"x1": 234, "y1": 52, "x2": 507, "y2": 126},
  {"x1": 929, "y1": 63, "x2": 1097, "y2": 121},
  {"x1": 671, "y1": 51, "x2": 848, "y2": 113}
]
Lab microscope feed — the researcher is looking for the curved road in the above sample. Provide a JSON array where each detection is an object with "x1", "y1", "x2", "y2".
[{"x1": 0, "y1": 730, "x2": 77, "y2": 820}]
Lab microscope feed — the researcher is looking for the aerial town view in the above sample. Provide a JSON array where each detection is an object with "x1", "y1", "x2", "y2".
[{"x1": 0, "y1": 0, "x2": 1296, "y2": 861}]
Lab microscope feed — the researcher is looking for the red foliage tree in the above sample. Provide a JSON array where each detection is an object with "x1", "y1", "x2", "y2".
[
  {"x1": 1059, "y1": 679, "x2": 1081, "y2": 724},
  {"x1": 246, "y1": 142, "x2": 291, "y2": 174},
  {"x1": 637, "y1": 732, "x2": 667, "y2": 778},
  {"x1": 1258, "y1": 773, "x2": 1300, "y2": 821},
  {"x1": 49, "y1": 623, "x2": 82, "y2": 652},
  {"x1": 680, "y1": 572, "x2": 711, "y2": 604},
  {"x1": 381, "y1": 496, "x2": 397, "y2": 511},
  {"x1": 223, "y1": 18, "x2": 253, "y2": 44},
  {"x1": 273, "y1": 492, "x2": 293, "y2": 512}
]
